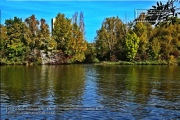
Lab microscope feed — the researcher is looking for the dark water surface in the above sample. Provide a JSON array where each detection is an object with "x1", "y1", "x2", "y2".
[{"x1": 1, "y1": 65, "x2": 180, "y2": 119}]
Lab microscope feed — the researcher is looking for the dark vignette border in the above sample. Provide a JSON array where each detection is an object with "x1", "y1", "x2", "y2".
[
  {"x1": 0, "y1": 8, "x2": 2, "y2": 119},
  {"x1": 0, "y1": 8, "x2": 2, "y2": 118}
]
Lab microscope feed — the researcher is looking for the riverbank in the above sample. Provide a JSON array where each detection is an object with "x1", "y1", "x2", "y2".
[
  {"x1": 1, "y1": 60, "x2": 180, "y2": 65},
  {"x1": 94, "y1": 60, "x2": 180, "y2": 65}
]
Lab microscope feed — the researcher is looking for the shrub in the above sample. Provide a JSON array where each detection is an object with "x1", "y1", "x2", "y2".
[{"x1": 168, "y1": 55, "x2": 178, "y2": 65}]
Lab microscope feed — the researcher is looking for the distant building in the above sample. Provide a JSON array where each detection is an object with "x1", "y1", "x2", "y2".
[{"x1": 51, "y1": 18, "x2": 56, "y2": 33}]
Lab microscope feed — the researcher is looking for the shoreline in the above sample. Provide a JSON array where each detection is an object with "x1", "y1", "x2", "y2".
[{"x1": 1, "y1": 60, "x2": 179, "y2": 66}]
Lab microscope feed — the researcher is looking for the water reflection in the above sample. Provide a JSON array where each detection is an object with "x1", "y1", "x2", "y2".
[
  {"x1": 50, "y1": 65, "x2": 85, "y2": 106},
  {"x1": 1, "y1": 65, "x2": 86, "y2": 119},
  {"x1": 93, "y1": 65, "x2": 180, "y2": 119},
  {"x1": 1, "y1": 65, "x2": 180, "y2": 119}
]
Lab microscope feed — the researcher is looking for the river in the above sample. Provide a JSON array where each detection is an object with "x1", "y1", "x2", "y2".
[{"x1": 1, "y1": 65, "x2": 180, "y2": 119}]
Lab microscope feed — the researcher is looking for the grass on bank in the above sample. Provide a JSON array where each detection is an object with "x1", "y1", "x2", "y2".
[
  {"x1": 1, "y1": 57, "x2": 180, "y2": 65},
  {"x1": 94, "y1": 60, "x2": 180, "y2": 65}
]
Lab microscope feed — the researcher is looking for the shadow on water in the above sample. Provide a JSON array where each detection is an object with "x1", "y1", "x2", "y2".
[{"x1": 1, "y1": 65, "x2": 180, "y2": 119}]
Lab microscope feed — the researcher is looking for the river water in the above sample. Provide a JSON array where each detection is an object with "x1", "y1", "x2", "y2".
[{"x1": 1, "y1": 65, "x2": 180, "y2": 119}]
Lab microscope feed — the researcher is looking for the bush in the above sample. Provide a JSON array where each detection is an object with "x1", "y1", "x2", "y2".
[
  {"x1": 110, "y1": 55, "x2": 118, "y2": 62},
  {"x1": 0, "y1": 58, "x2": 7, "y2": 65},
  {"x1": 92, "y1": 58, "x2": 99, "y2": 63},
  {"x1": 168, "y1": 55, "x2": 178, "y2": 65},
  {"x1": 35, "y1": 57, "x2": 42, "y2": 65},
  {"x1": 178, "y1": 57, "x2": 180, "y2": 65}
]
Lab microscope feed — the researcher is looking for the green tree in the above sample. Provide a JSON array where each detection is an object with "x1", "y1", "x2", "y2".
[
  {"x1": 66, "y1": 12, "x2": 87, "y2": 62},
  {"x1": 0, "y1": 25, "x2": 8, "y2": 63},
  {"x1": 0, "y1": 25, "x2": 8, "y2": 51},
  {"x1": 52, "y1": 13, "x2": 72, "y2": 50},
  {"x1": 25, "y1": 15, "x2": 39, "y2": 49},
  {"x1": 134, "y1": 22, "x2": 148, "y2": 53},
  {"x1": 38, "y1": 18, "x2": 51, "y2": 49},
  {"x1": 95, "y1": 17, "x2": 124, "y2": 61},
  {"x1": 85, "y1": 43, "x2": 98, "y2": 63},
  {"x1": 4, "y1": 17, "x2": 29, "y2": 62},
  {"x1": 125, "y1": 32, "x2": 140, "y2": 61},
  {"x1": 150, "y1": 38, "x2": 161, "y2": 60},
  {"x1": 149, "y1": 23, "x2": 180, "y2": 60},
  {"x1": 66, "y1": 22, "x2": 87, "y2": 62},
  {"x1": 52, "y1": 12, "x2": 87, "y2": 62},
  {"x1": 134, "y1": 13, "x2": 153, "y2": 60}
]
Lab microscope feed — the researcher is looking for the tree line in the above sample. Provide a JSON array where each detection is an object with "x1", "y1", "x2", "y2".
[{"x1": 0, "y1": 0, "x2": 180, "y2": 65}]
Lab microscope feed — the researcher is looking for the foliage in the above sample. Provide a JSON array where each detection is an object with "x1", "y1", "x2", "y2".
[
  {"x1": 52, "y1": 12, "x2": 87, "y2": 62},
  {"x1": 25, "y1": 15, "x2": 40, "y2": 49},
  {"x1": 38, "y1": 18, "x2": 51, "y2": 49},
  {"x1": 125, "y1": 32, "x2": 140, "y2": 61},
  {"x1": 95, "y1": 17, "x2": 126, "y2": 61},
  {"x1": 0, "y1": 25, "x2": 8, "y2": 51},
  {"x1": 52, "y1": 13, "x2": 72, "y2": 50},
  {"x1": 168, "y1": 55, "x2": 178, "y2": 64},
  {"x1": 146, "y1": 0, "x2": 180, "y2": 26},
  {"x1": 150, "y1": 38, "x2": 161, "y2": 60},
  {"x1": 133, "y1": 20, "x2": 153, "y2": 60},
  {"x1": 65, "y1": 22, "x2": 87, "y2": 62},
  {"x1": 1, "y1": 17, "x2": 30, "y2": 63},
  {"x1": 85, "y1": 43, "x2": 99, "y2": 63},
  {"x1": 0, "y1": 2, "x2": 180, "y2": 65},
  {"x1": 148, "y1": 23, "x2": 180, "y2": 60}
]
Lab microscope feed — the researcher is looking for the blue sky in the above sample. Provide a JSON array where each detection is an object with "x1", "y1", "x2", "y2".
[{"x1": 0, "y1": 0, "x2": 162, "y2": 42}]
